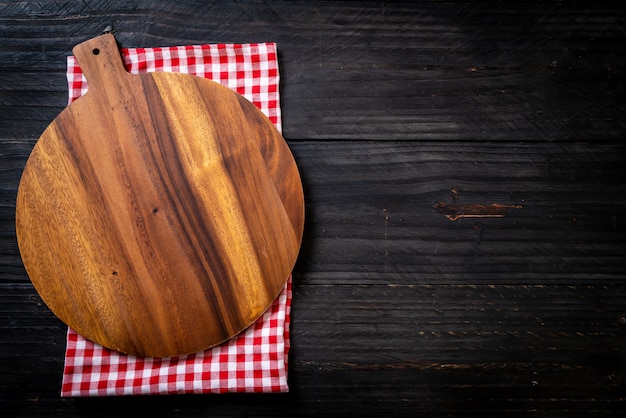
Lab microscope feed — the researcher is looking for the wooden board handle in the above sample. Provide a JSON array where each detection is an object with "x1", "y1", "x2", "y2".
[{"x1": 72, "y1": 34, "x2": 127, "y2": 92}]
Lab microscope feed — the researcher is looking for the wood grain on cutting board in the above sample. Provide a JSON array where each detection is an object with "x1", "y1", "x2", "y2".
[{"x1": 15, "y1": 34, "x2": 304, "y2": 357}]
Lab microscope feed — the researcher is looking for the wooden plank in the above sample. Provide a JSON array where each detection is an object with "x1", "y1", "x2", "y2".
[
  {"x1": 290, "y1": 141, "x2": 626, "y2": 285},
  {"x1": 3, "y1": 139, "x2": 626, "y2": 286},
  {"x1": 1, "y1": 282, "x2": 624, "y2": 417},
  {"x1": 1, "y1": 1, "x2": 624, "y2": 140},
  {"x1": 291, "y1": 283, "x2": 626, "y2": 365}
]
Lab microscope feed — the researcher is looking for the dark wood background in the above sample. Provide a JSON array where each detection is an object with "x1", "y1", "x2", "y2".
[{"x1": 1, "y1": 1, "x2": 625, "y2": 416}]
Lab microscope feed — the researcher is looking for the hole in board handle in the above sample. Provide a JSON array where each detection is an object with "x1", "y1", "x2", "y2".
[{"x1": 92, "y1": 48, "x2": 100, "y2": 55}]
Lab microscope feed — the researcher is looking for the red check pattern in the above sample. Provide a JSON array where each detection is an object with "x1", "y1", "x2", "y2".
[{"x1": 61, "y1": 42, "x2": 290, "y2": 396}]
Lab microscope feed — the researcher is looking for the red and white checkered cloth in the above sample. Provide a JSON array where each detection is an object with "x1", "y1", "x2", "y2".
[{"x1": 60, "y1": 42, "x2": 291, "y2": 396}]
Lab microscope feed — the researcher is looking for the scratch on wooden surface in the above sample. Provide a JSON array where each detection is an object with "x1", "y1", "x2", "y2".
[{"x1": 434, "y1": 189, "x2": 522, "y2": 221}]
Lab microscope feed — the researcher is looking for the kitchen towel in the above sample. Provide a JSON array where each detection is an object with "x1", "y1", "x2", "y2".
[{"x1": 60, "y1": 41, "x2": 291, "y2": 396}]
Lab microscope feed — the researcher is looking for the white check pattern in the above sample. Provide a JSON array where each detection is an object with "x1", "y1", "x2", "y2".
[{"x1": 60, "y1": 41, "x2": 290, "y2": 396}]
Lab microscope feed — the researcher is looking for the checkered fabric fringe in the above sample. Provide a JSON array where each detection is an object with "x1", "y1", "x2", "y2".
[{"x1": 60, "y1": 42, "x2": 290, "y2": 396}]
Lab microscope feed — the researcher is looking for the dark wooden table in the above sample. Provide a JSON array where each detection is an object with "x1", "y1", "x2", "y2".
[{"x1": 1, "y1": 1, "x2": 625, "y2": 416}]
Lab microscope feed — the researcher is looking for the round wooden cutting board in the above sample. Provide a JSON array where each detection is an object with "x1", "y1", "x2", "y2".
[{"x1": 15, "y1": 34, "x2": 304, "y2": 357}]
